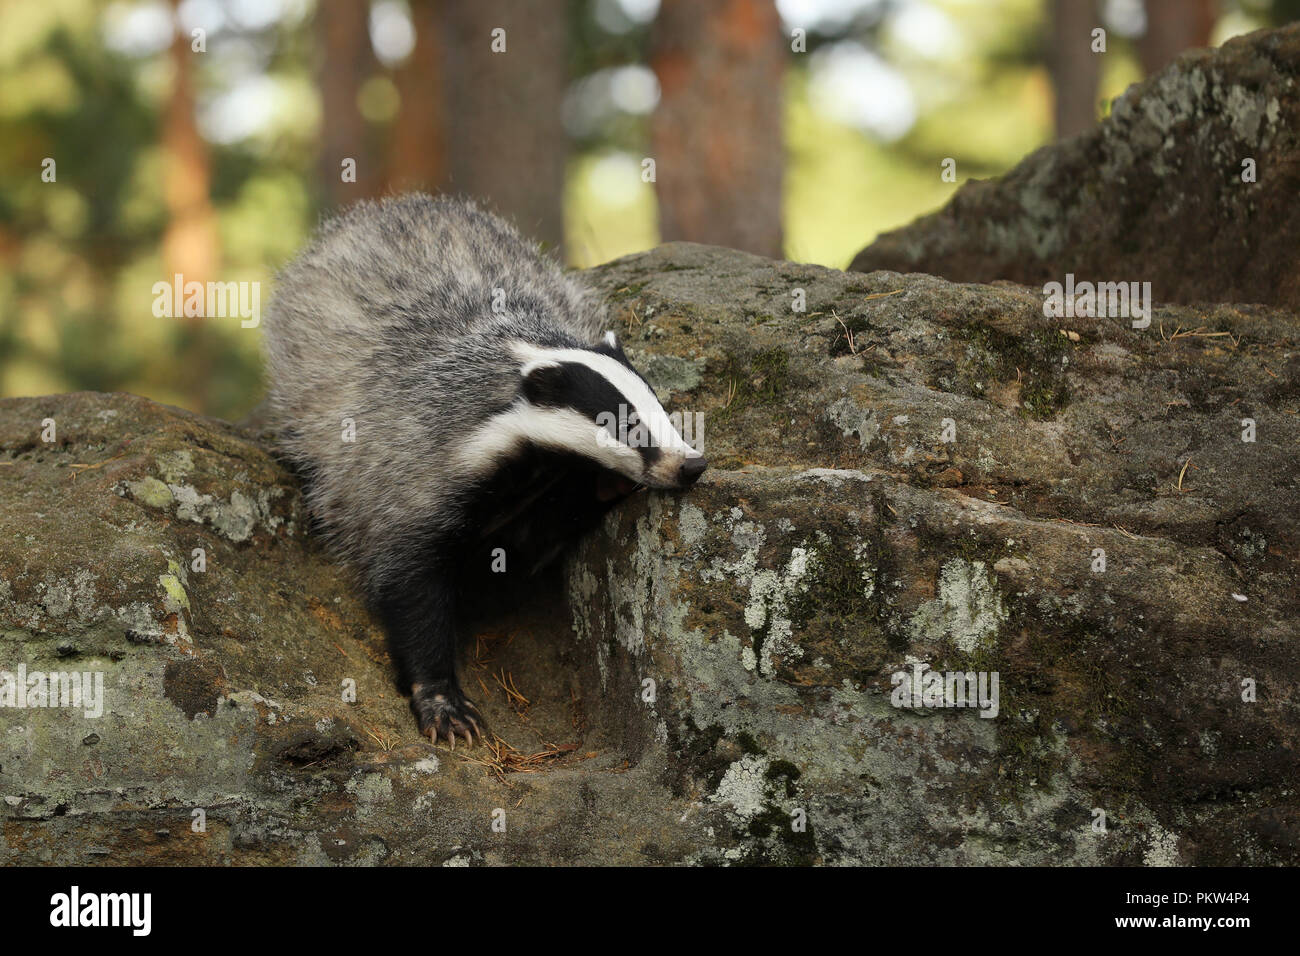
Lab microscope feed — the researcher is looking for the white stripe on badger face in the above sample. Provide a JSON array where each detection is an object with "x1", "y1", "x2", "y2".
[
  {"x1": 455, "y1": 401, "x2": 642, "y2": 478},
  {"x1": 510, "y1": 341, "x2": 701, "y2": 458}
]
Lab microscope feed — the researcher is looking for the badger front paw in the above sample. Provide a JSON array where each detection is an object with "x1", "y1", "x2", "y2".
[{"x1": 411, "y1": 680, "x2": 486, "y2": 749}]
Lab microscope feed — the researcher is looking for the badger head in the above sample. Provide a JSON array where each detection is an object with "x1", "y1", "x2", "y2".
[{"x1": 463, "y1": 333, "x2": 706, "y2": 494}]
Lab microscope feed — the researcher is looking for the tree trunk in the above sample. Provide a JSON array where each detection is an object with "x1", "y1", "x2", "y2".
[
  {"x1": 1138, "y1": 0, "x2": 1217, "y2": 76},
  {"x1": 440, "y1": 0, "x2": 568, "y2": 251},
  {"x1": 1048, "y1": 0, "x2": 1101, "y2": 139},
  {"x1": 317, "y1": 0, "x2": 379, "y2": 209},
  {"x1": 387, "y1": 0, "x2": 447, "y2": 195},
  {"x1": 650, "y1": 0, "x2": 784, "y2": 258},
  {"x1": 162, "y1": 0, "x2": 218, "y2": 412}
]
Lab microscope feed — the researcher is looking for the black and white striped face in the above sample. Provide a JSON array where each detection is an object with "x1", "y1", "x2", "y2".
[{"x1": 485, "y1": 334, "x2": 706, "y2": 491}]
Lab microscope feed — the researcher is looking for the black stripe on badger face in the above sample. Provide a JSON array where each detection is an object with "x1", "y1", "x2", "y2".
[{"x1": 520, "y1": 361, "x2": 661, "y2": 468}]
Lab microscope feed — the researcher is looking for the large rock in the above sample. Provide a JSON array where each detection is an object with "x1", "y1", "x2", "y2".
[
  {"x1": 2, "y1": 242, "x2": 1297, "y2": 864},
  {"x1": 577, "y1": 242, "x2": 1299, "y2": 864},
  {"x1": 0, "y1": 393, "x2": 716, "y2": 864},
  {"x1": 849, "y1": 25, "x2": 1300, "y2": 311}
]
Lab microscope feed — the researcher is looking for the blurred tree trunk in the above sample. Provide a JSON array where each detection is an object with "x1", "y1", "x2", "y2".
[
  {"x1": 650, "y1": 0, "x2": 784, "y2": 258},
  {"x1": 162, "y1": 0, "x2": 218, "y2": 412},
  {"x1": 1048, "y1": 0, "x2": 1101, "y2": 139},
  {"x1": 1138, "y1": 0, "x2": 1217, "y2": 75},
  {"x1": 387, "y1": 0, "x2": 447, "y2": 194},
  {"x1": 317, "y1": 0, "x2": 379, "y2": 208},
  {"x1": 441, "y1": 0, "x2": 568, "y2": 251}
]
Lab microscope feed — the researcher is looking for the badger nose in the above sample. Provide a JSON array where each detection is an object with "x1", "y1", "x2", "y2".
[{"x1": 678, "y1": 456, "x2": 707, "y2": 486}]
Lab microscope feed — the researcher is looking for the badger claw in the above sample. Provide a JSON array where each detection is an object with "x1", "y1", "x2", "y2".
[{"x1": 411, "y1": 681, "x2": 486, "y2": 749}]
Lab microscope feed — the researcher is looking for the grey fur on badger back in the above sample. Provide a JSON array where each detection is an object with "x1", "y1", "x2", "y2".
[{"x1": 263, "y1": 194, "x2": 705, "y2": 746}]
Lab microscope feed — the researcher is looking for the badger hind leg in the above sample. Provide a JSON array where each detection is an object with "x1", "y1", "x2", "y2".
[{"x1": 374, "y1": 565, "x2": 486, "y2": 748}]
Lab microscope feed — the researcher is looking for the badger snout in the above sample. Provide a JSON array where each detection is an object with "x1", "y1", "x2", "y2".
[
  {"x1": 642, "y1": 450, "x2": 707, "y2": 490},
  {"x1": 677, "y1": 456, "x2": 707, "y2": 487}
]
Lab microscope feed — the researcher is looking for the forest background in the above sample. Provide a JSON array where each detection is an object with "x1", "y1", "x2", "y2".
[{"x1": 1, "y1": 0, "x2": 1291, "y2": 419}]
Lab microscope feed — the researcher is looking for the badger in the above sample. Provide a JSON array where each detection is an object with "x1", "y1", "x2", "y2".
[{"x1": 262, "y1": 194, "x2": 706, "y2": 747}]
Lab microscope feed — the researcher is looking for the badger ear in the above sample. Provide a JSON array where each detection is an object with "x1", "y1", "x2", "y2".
[
  {"x1": 519, "y1": 357, "x2": 560, "y2": 379},
  {"x1": 600, "y1": 330, "x2": 630, "y2": 360},
  {"x1": 520, "y1": 361, "x2": 569, "y2": 406}
]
